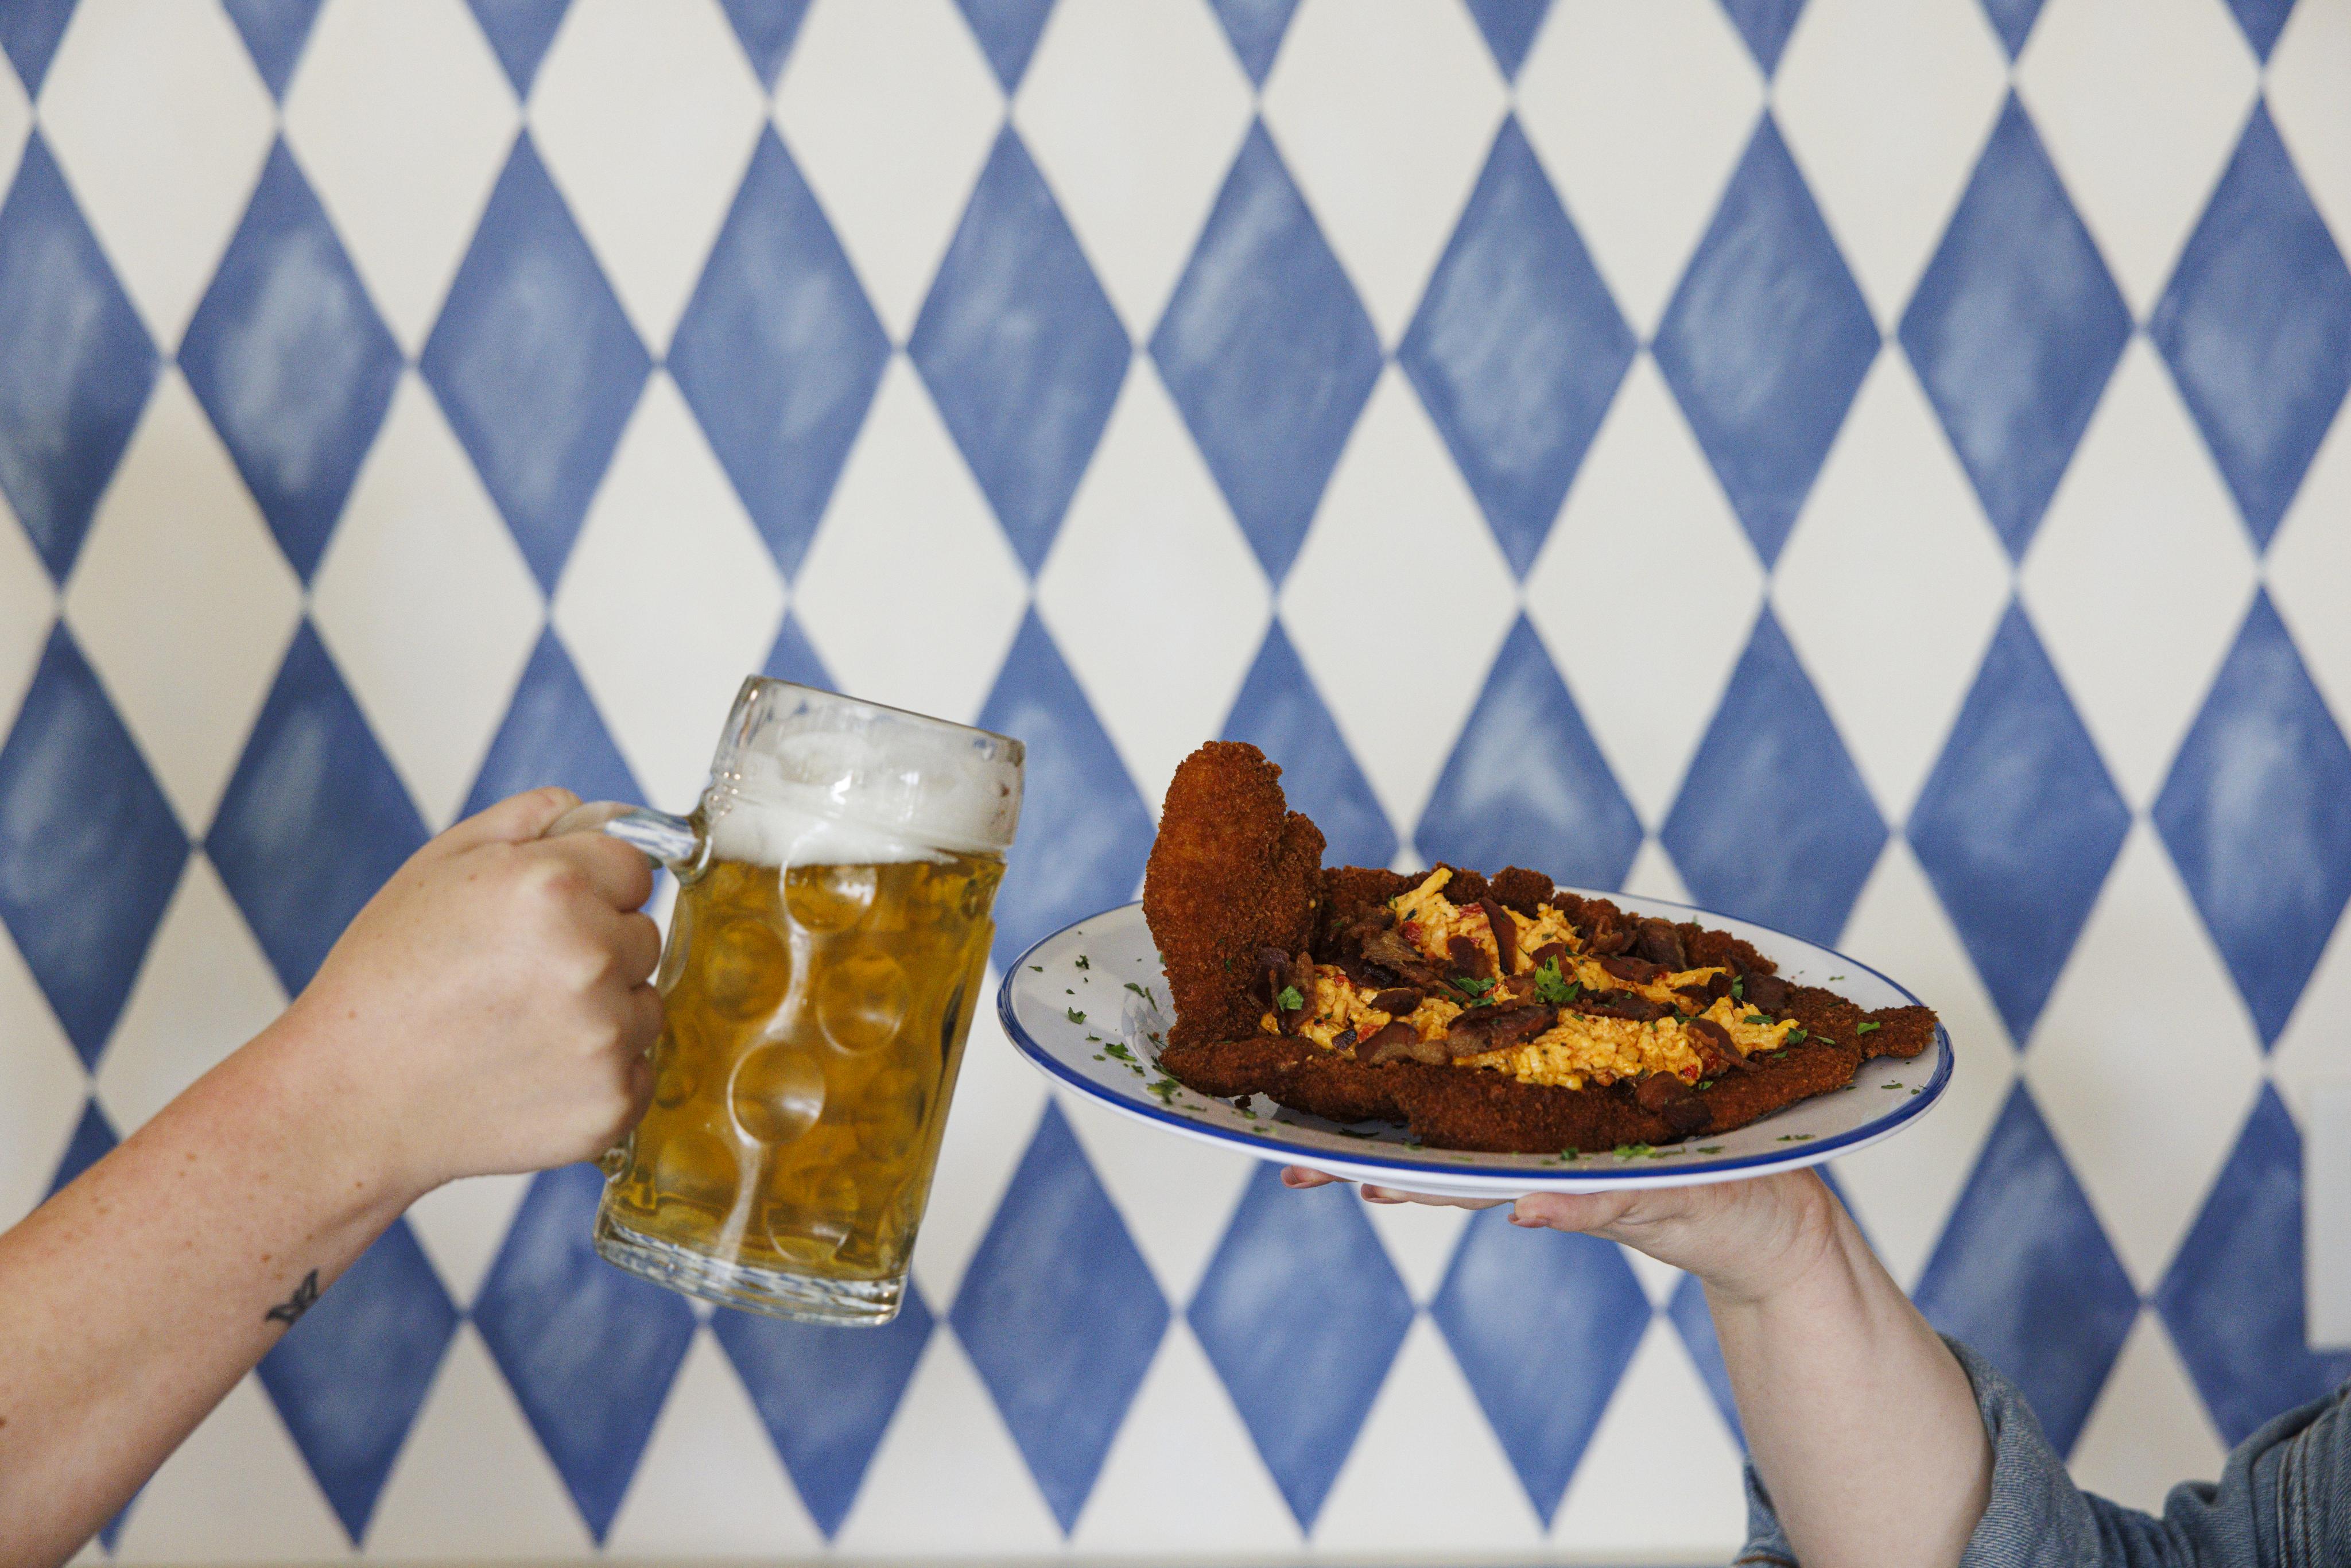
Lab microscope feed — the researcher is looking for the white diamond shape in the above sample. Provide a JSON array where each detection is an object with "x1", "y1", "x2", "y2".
[
  {"x1": 529, "y1": 0, "x2": 767, "y2": 355},
  {"x1": 1014, "y1": 0, "x2": 1252, "y2": 339},
  {"x1": 775, "y1": 0, "x2": 1003, "y2": 344},
  {"x1": 1054, "y1": 1082, "x2": 1256, "y2": 1306},
  {"x1": 59, "y1": 372, "x2": 302, "y2": 830},
  {"x1": 2067, "y1": 1310, "x2": 2228, "y2": 1513},
  {"x1": 1619, "y1": 838, "x2": 1694, "y2": 905},
  {"x1": 91, "y1": 854, "x2": 282, "y2": 1137},
  {"x1": 605, "y1": 1328, "x2": 826, "y2": 1557},
  {"x1": 2268, "y1": 874, "x2": 2351, "y2": 1130},
  {"x1": 1314, "y1": 1317, "x2": 1541, "y2": 1554},
  {"x1": 1824, "y1": 839, "x2": 2016, "y2": 1290},
  {"x1": 2016, "y1": 0, "x2": 2260, "y2": 317},
  {"x1": 366, "y1": 1327, "x2": 596, "y2": 1559},
  {"x1": 38, "y1": 0, "x2": 273, "y2": 352},
  {"x1": 1072, "y1": 1322, "x2": 1298, "y2": 1552},
  {"x1": 792, "y1": 359, "x2": 1028, "y2": 728},
  {"x1": 1525, "y1": 356, "x2": 1763, "y2": 828},
  {"x1": 1516, "y1": 0, "x2": 1762, "y2": 339},
  {"x1": 1283, "y1": 367, "x2": 1517, "y2": 832},
  {"x1": 2020, "y1": 341, "x2": 2258, "y2": 809},
  {"x1": 0, "y1": 491, "x2": 53, "y2": 739},
  {"x1": 0, "y1": 922, "x2": 88, "y2": 1227},
  {"x1": 1035, "y1": 364, "x2": 1269, "y2": 813},
  {"x1": 111, "y1": 1375, "x2": 348, "y2": 1563},
  {"x1": 908, "y1": 969, "x2": 1047, "y2": 1307},
  {"x1": 1776, "y1": 354, "x2": 2011, "y2": 822},
  {"x1": 2024, "y1": 825, "x2": 2265, "y2": 1291},
  {"x1": 1774, "y1": 0, "x2": 2008, "y2": 327},
  {"x1": 404, "y1": 1170, "x2": 532, "y2": 1307},
  {"x1": 2269, "y1": 0, "x2": 2351, "y2": 259},
  {"x1": 1259, "y1": 0, "x2": 1506, "y2": 345},
  {"x1": 311, "y1": 374, "x2": 545, "y2": 830},
  {"x1": 1546, "y1": 1318, "x2": 1748, "y2": 1554},
  {"x1": 832, "y1": 1330, "x2": 1062, "y2": 1553},
  {"x1": 0, "y1": 33, "x2": 28, "y2": 199},
  {"x1": 552, "y1": 371, "x2": 786, "y2": 811},
  {"x1": 283, "y1": 0, "x2": 520, "y2": 356},
  {"x1": 2268, "y1": 400, "x2": 2351, "y2": 739}
]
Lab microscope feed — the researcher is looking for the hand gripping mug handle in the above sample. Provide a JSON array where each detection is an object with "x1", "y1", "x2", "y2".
[{"x1": 542, "y1": 799, "x2": 709, "y2": 880}]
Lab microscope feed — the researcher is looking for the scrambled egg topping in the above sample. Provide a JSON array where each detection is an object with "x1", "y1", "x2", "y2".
[{"x1": 1260, "y1": 868, "x2": 1805, "y2": 1090}]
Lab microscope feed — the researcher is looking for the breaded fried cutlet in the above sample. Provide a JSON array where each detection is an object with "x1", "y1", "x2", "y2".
[{"x1": 1144, "y1": 743, "x2": 1937, "y2": 1152}]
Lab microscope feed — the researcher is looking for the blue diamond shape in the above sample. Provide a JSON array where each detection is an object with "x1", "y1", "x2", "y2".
[
  {"x1": 1901, "y1": 97, "x2": 2129, "y2": 560},
  {"x1": 1718, "y1": 0, "x2": 1805, "y2": 74},
  {"x1": 957, "y1": 0, "x2": 1052, "y2": 93},
  {"x1": 1464, "y1": 0, "x2": 1550, "y2": 79},
  {"x1": 1153, "y1": 123, "x2": 1382, "y2": 584},
  {"x1": 463, "y1": 628, "x2": 642, "y2": 819},
  {"x1": 421, "y1": 134, "x2": 650, "y2": 593},
  {"x1": 1418, "y1": 617, "x2": 1642, "y2": 890},
  {"x1": 976, "y1": 611, "x2": 1155, "y2": 970},
  {"x1": 2154, "y1": 593, "x2": 2351, "y2": 1047},
  {"x1": 1908, "y1": 604, "x2": 2129, "y2": 1046},
  {"x1": 1221, "y1": 620, "x2": 1395, "y2": 869},
  {"x1": 1661, "y1": 609, "x2": 1885, "y2": 946},
  {"x1": 0, "y1": 134, "x2": 159, "y2": 580},
  {"x1": 221, "y1": 0, "x2": 324, "y2": 99},
  {"x1": 1430, "y1": 1208, "x2": 1649, "y2": 1523},
  {"x1": 1190, "y1": 1163, "x2": 1413, "y2": 1530},
  {"x1": 1665, "y1": 1271, "x2": 1744, "y2": 1449},
  {"x1": 1401, "y1": 119, "x2": 1632, "y2": 576},
  {"x1": 2158, "y1": 1085, "x2": 2351, "y2": 1446},
  {"x1": 951, "y1": 1103, "x2": 1169, "y2": 1533},
  {"x1": 181, "y1": 142, "x2": 402, "y2": 583},
  {"x1": 1208, "y1": 0, "x2": 1299, "y2": 86},
  {"x1": 0, "y1": 0, "x2": 73, "y2": 95},
  {"x1": 1655, "y1": 118, "x2": 1876, "y2": 567},
  {"x1": 673, "y1": 129, "x2": 888, "y2": 578},
  {"x1": 2151, "y1": 106, "x2": 2351, "y2": 550},
  {"x1": 2221, "y1": 0, "x2": 2292, "y2": 60},
  {"x1": 910, "y1": 130, "x2": 1128, "y2": 574},
  {"x1": 718, "y1": 0, "x2": 809, "y2": 90},
  {"x1": 474, "y1": 1163, "x2": 698, "y2": 1542},
  {"x1": 714, "y1": 1284, "x2": 934, "y2": 1537},
  {"x1": 258, "y1": 1220, "x2": 459, "y2": 1543},
  {"x1": 1977, "y1": 0, "x2": 2046, "y2": 58},
  {"x1": 0, "y1": 626, "x2": 187, "y2": 1066},
  {"x1": 468, "y1": 0, "x2": 571, "y2": 98},
  {"x1": 762, "y1": 612, "x2": 833, "y2": 690},
  {"x1": 45, "y1": 1099, "x2": 118, "y2": 1198},
  {"x1": 209, "y1": 624, "x2": 429, "y2": 994},
  {"x1": 1911, "y1": 1082, "x2": 2138, "y2": 1456}
]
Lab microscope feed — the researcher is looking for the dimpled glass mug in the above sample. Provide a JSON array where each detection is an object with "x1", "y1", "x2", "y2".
[{"x1": 549, "y1": 680, "x2": 1022, "y2": 1325}]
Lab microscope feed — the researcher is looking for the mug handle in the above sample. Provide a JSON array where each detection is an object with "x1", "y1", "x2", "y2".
[{"x1": 543, "y1": 799, "x2": 708, "y2": 879}]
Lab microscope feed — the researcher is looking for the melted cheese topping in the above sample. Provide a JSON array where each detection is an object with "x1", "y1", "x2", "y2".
[{"x1": 1255, "y1": 872, "x2": 1805, "y2": 1089}]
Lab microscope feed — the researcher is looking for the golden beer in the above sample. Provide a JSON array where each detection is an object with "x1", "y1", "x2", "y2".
[{"x1": 603, "y1": 851, "x2": 999, "y2": 1287}]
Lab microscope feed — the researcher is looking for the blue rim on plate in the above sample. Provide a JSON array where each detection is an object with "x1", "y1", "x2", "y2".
[{"x1": 995, "y1": 893, "x2": 1954, "y2": 1194}]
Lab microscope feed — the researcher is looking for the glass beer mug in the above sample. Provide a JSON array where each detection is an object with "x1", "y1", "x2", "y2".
[{"x1": 549, "y1": 680, "x2": 1022, "y2": 1325}]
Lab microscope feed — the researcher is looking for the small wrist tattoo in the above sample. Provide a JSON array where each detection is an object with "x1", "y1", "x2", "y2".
[{"x1": 265, "y1": 1270, "x2": 321, "y2": 1327}]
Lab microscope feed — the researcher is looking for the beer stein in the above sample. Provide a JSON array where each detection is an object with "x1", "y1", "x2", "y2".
[{"x1": 549, "y1": 680, "x2": 1022, "y2": 1325}]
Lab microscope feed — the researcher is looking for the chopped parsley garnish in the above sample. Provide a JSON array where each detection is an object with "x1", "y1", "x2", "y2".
[
  {"x1": 1092, "y1": 1054, "x2": 1105, "y2": 1061},
  {"x1": 1066, "y1": 1007, "x2": 1086, "y2": 1023},
  {"x1": 1124, "y1": 981, "x2": 1157, "y2": 1003},
  {"x1": 1561, "y1": 1147, "x2": 1580, "y2": 1161},
  {"x1": 1826, "y1": 974, "x2": 1845, "y2": 982},
  {"x1": 1146, "y1": 1077, "x2": 1182, "y2": 1105},
  {"x1": 1856, "y1": 1020, "x2": 1881, "y2": 1035},
  {"x1": 1731, "y1": 977, "x2": 1744, "y2": 1000},
  {"x1": 1697, "y1": 1146, "x2": 1724, "y2": 1154},
  {"x1": 1533, "y1": 957, "x2": 1580, "y2": 1007},
  {"x1": 1775, "y1": 1133, "x2": 1814, "y2": 1142},
  {"x1": 1785, "y1": 1028, "x2": 1807, "y2": 1044},
  {"x1": 1275, "y1": 985, "x2": 1305, "y2": 1011},
  {"x1": 1073, "y1": 955, "x2": 1089, "y2": 970},
  {"x1": 1612, "y1": 1143, "x2": 1652, "y2": 1158},
  {"x1": 1449, "y1": 975, "x2": 1497, "y2": 1003},
  {"x1": 1696, "y1": 1079, "x2": 1714, "y2": 1090},
  {"x1": 1103, "y1": 1042, "x2": 1135, "y2": 1062},
  {"x1": 1028, "y1": 965, "x2": 1043, "y2": 973},
  {"x1": 1742, "y1": 1012, "x2": 1770, "y2": 1026}
]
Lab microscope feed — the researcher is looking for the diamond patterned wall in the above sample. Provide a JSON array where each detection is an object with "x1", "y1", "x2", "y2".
[{"x1": 3, "y1": 0, "x2": 2348, "y2": 1559}]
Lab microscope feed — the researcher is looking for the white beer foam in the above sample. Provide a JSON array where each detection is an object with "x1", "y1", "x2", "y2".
[{"x1": 708, "y1": 729, "x2": 1018, "y2": 865}]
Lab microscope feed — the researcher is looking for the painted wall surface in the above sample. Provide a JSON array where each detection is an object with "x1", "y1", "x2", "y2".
[{"x1": 3, "y1": 0, "x2": 2349, "y2": 1560}]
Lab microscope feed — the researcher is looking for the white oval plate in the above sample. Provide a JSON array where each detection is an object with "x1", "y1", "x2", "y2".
[{"x1": 996, "y1": 894, "x2": 1952, "y2": 1198}]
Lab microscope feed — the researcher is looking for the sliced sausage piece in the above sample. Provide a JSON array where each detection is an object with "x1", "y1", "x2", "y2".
[
  {"x1": 1580, "y1": 989, "x2": 1666, "y2": 1023},
  {"x1": 1686, "y1": 1016, "x2": 1753, "y2": 1076},
  {"x1": 1362, "y1": 1021, "x2": 1448, "y2": 1066},
  {"x1": 1477, "y1": 898, "x2": 1520, "y2": 974},
  {"x1": 1599, "y1": 954, "x2": 1661, "y2": 985},
  {"x1": 1634, "y1": 918, "x2": 1689, "y2": 972},
  {"x1": 1368, "y1": 987, "x2": 1422, "y2": 1016},
  {"x1": 1440, "y1": 1004, "x2": 1558, "y2": 1057},
  {"x1": 1740, "y1": 970, "x2": 1792, "y2": 1015}
]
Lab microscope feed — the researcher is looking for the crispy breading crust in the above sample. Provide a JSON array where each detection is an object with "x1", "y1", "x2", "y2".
[
  {"x1": 1141, "y1": 742, "x2": 1325, "y2": 1049},
  {"x1": 1145, "y1": 744, "x2": 1938, "y2": 1151}
]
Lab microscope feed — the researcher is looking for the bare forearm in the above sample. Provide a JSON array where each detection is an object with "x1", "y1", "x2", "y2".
[
  {"x1": 1709, "y1": 1182, "x2": 1991, "y2": 1568},
  {"x1": 0, "y1": 1011, "x2": 414, "y2": 1567}
]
